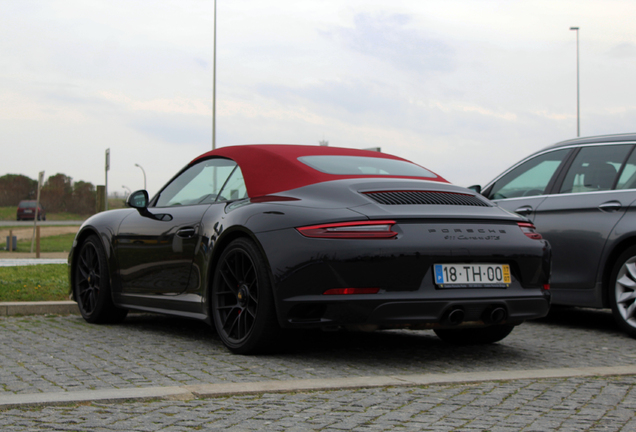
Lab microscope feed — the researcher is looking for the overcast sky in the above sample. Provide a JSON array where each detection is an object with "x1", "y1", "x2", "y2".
[{"x1": 2, "y1": 0, "x2": 635, "y2": 197}]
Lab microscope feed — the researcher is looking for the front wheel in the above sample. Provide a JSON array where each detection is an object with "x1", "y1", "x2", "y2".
[
  {"x1": 73, "y1": 235, "x2": 128, "y2": 324},
  {"x1": 434, "y1": 324, "x2": 515, "y2": 345},
  {"x1": 609, "y1": 246, "x2": 636, "y2": 338},
  {"x1": 212, "y1": 238, "x2": 281, "y2": 354}
]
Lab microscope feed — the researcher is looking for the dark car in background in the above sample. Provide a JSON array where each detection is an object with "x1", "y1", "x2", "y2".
[
  {"x1": 475, "y1": 133, "x2": 636, "y2": 337},
  {"x1": 16, "y1": 200, "x2": 46, "y2": 221},
  {"x1": 69, "y1": 144, "x2": 551, "y2": 354}
]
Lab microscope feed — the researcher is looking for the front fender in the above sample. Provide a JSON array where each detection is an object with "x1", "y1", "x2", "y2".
[{"x1": 68, "y1": 209, "x2": 135, "y2": 300}]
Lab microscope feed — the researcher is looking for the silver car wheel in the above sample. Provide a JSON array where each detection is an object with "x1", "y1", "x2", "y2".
[{"x1": 614, "y1": 257, "x2": 636, "y2": 329}]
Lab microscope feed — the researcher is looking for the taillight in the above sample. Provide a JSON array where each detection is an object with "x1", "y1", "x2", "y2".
[
  {"x1": 297, "y1": 220, "x2": 398, "y2": 239},
  {"x1": 323, "y1": 288, "x2": 380, "y2": 295},
  {"x1": 518, "y1": 222, "x2": 542, "y2": 240}
]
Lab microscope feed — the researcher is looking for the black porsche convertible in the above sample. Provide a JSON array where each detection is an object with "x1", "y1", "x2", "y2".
[{"x1": 69, "y1": 145, "x2": 551, "y2": 353}]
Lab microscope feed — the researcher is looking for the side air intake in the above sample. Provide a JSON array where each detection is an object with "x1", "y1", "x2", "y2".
[{"x1": 363, "y1": 191, "x2": 491, "y2": 206}]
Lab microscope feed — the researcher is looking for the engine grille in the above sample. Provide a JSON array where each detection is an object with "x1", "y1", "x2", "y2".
[{"x1": 363, "y1": 190, "x2": 491, "y2": 206}]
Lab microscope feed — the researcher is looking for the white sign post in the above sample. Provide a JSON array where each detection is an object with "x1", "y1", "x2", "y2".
[{"x1": 30, "y1": 171, "x2": 45, "y2": 254}]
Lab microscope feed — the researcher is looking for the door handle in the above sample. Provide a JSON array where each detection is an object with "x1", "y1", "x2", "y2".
[
  {"x1": 514, "y1": 205, "x2": 533, "y2": 216},
  {"x1": 598, "y1": 201, "x2": 622, "y2": 212},
  {"x1": 176, "y1": 228, "x2": 196, "y2": 238}
]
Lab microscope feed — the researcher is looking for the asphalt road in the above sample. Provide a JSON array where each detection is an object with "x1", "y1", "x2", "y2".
[{"x1": 1, "y1": 307, "x2": 636, "y2": 430}]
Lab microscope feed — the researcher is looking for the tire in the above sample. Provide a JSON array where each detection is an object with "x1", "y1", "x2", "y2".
[
  {"x1": 434, "y1": 324, "x2": 515, "y2": 345},
  {"x1": 609, "y1": 245, "x2": 636, "y2": 338},
  {"x1": 212, "y1": 238, "x2": 281, "y2": 354},
  {"x1": 73, "y1": 235, "x2": 128, "y2": 324}
]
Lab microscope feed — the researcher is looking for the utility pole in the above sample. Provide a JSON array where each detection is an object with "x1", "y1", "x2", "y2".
[
  {"x1": 212, "y1": 0, "x2": 217, "y2": 150},
  {"x1": 570, "y1": 26, "x2": 580, "y2": 137},
  {"x1": 105, "y1": 148, "x2": 110, "y2": 210}
]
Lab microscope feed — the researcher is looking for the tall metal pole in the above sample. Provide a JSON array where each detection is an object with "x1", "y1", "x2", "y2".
[
  {"x1": 570, "y1": 26, "x2": 580, "y2": 137},
  {"x1": 105, "y1": 148, "x2": 110, "y2": 210},
  {"x1": 212, "y1": 0, "x2": 217, "y2": 150}
]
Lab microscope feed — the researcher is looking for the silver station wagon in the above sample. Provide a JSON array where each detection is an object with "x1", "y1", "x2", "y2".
[{"x1": 474, "y1": 133, "x2": 636, "y2": 337}]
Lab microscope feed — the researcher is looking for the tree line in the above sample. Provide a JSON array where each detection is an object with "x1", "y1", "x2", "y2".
[{"x1": 0, "y1": 173, "x2": 96, "y2": 215}]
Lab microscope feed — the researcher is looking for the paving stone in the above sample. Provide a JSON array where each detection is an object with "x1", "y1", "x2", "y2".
[{"x1": 1, "y1": 310, "x2": 636, "y2": 429}]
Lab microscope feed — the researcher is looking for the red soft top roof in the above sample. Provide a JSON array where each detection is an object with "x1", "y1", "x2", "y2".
[{"x1": 191, "y1": 144, "x2": 448, "y2": 197}]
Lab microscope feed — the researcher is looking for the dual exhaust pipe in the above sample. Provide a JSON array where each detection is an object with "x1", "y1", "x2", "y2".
[{"x1": 441, "y1": 305, "x2": 507, "y2": 326}]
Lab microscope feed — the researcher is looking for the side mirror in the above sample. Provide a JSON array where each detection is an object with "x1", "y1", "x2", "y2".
[
  {"x1": 126, "y1": 190, "x2": 173, "y2": 221},
  {"x1": 467, "y1": 185, "x2": 482, "y2": 194},
  {"x1": 126, "y1": 190, "x2": 149, "y2": 209}
]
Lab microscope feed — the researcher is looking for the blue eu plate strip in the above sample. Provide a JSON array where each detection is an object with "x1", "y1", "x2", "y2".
[{"x1": 434, "y1": 264, "x2": 444, "y2": 283}]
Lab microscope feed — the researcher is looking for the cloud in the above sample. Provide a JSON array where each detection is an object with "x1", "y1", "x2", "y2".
[
  {"x1": 606, "y1": 42, "x2": 636, "y2": 59},
  {"x1": 254, "y1": 78, "x2": 525, "y2": 142},
  {"x1": 99, "y1": 92, "x2": 211, "y2": 116},
  {"x1": 257, "y1": 79, "x2": 403, "y2": 116},
  {"x1": 130, "y1": 114, "x2": 211, "y2": 145},
  {"x1": 324, "y1": 13, "x2": 455, "y2": 73}
]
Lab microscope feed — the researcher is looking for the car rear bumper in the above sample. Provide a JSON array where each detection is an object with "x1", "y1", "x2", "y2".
[
  {"x1": 17, "y1": 213, "x2": 44, "y2": 220},
  {"x1": 256, "y1": 219, "x2": 552, "y2": 330},
  {"x1": 279, "y1": 292, "x2": 550, "y2": 329}
]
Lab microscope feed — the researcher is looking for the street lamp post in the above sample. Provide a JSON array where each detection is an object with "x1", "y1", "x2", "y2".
[
  {"x1": 212, "y1": 0, "x2": 217, "y2": 150},
  {"x1": 135, "y1": 163, "x2": 146, "y2": 190},
  {"x1": 570, "y1": 26, "x2": 580, "y2": 137}
]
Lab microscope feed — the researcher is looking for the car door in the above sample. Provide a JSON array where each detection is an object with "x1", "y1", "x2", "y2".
[
  {"x1": 115, "y1": 157, "x2": 239, "y2": 297},
  {"x1": 533, "y1": 144, "x2": 636, "y2": 294},
  {"x1": 484, "y1": 148, "x2": 573, "y2": 220}
]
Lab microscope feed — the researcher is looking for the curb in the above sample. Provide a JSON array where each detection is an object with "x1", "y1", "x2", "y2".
[
  {"x1": 0, "y1": 301, "x2": 79, "y2": 317},
  {"x1": 1, "y1": 365, "x2": 635, "y2": 409}
]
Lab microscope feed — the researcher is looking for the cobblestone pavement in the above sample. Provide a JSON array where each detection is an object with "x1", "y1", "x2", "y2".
[
  {"x1": 2, "y1": 375, "x2": 636, "y2": 431},
  {"x1": 1, "y1": 307, "x2": 636, "y2": 430},
  {"x1": 2, "y1": 308, "x2": 635, "y2": 395}
]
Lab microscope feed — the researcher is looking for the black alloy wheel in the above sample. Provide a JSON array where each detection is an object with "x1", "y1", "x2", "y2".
[
  {"x1": 434, "y1": 324, "x2": 515, "y2": 345},
  {"x1": 212, "y1": 238, "x2": 280, "y2": 354},
  {"x1": 610, "y1": 245, "x2": 636, "y2": 338},
  {"x1": 74, "y1": 235, "x2": 127, "y2": 324}
]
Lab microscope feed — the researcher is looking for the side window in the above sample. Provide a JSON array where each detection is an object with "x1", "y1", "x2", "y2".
[
  {"x1": 616, "y1": 148, "x2": 636, "y2": 190},
  {"x1": 155, "y1": 158, "x2": 237, "y2": 207},
  {"x1": 488, "y1": 149, "x2": 570, "y2": 200},
  {"x1": 559, "y1": 145, "x2": 632, "y2": 194},
  {"x1": 218, "y1": 165, "x2": 248, "y2": 201}
]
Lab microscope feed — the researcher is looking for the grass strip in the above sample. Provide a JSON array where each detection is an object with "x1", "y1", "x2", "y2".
[
  {"x1": 0, "y1": 206, "x2": 90, "y2": 221},
  {"x1": 0, "y1": 233, "x2": 75, "y2": 254},
  {"x1": 0, "y1": 207, "x2": 17, "y2": 220},
  {"x1": 0, "y1": 264, "x2": 69, "y2": 301}
]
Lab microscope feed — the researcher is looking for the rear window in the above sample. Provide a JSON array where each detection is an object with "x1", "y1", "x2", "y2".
[
  {"x1": 18, "y1": 201, "x2": 37, "y2": 208},
  {"x1": 298, "y1": 156, "x2": 436, "y2": 178}
]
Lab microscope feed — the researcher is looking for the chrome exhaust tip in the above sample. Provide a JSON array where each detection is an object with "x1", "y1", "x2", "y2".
[
  {"x1": 442, "y1": 308, "x2": 465, "y2": 326},
  {"x1": 483, "y1": 306, "x2": 507, "y2": 324}
]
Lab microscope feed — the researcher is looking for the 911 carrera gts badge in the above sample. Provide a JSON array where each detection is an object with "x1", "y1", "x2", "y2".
[
  {"x1": 427, "y1": 228, "x2": 506, "y2": 241},
  {"x1": 428, "y1": 228, "x2": 507, "y2": 234},
  {"x1": 445, "y1": 235, "x2": 500, "y2": 241}
]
